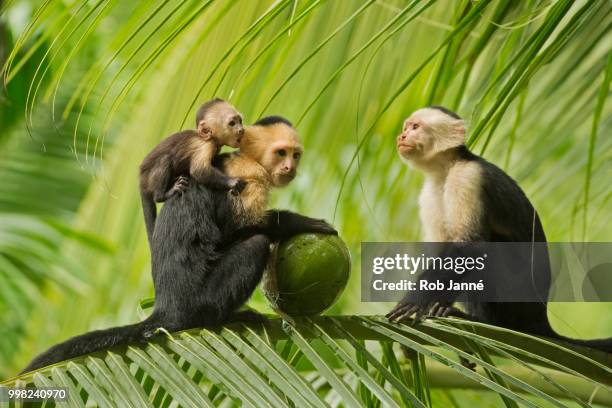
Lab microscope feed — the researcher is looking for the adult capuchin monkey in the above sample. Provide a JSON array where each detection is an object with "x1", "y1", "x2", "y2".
[
  {"x1": 22, "y1": 116, "x2": 336, "y2": 373},
  {"x1": 387, "y1": 106, "x2": 612, "y2": 353}
]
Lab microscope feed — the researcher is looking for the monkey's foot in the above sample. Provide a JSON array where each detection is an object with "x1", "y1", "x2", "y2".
[{"x1": 165, "y1": 176, "x2": 189, "y2": 199}]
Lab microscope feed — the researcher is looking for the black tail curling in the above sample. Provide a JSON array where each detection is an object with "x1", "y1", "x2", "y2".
[{"x1": 21, "y1": 316, "x2": 157, "y2": 374}]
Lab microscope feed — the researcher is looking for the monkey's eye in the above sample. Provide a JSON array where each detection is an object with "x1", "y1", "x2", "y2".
[
  {"x1": 229, "y1": 120, "x2": 236, "y2": 127},
  {"x1": 277, "y1": 149, "x2": 287, "y2": 157},
  {"x1": 293, "y1": 152, "x2": 301, "y2": 160},
  {"x1": 412, "y1": 123, "x2": 419, "y2": 130}
]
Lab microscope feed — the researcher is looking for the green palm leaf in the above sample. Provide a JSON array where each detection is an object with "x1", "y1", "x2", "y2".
[{"x1": 3, "y1": 317, "x2": 611, "y2": 407}]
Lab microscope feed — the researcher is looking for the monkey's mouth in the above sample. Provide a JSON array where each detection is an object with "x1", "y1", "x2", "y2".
[
  {"x1": 397, "y1": 142, "x2": 416, "y2": 152},
  {"x1": 276, "y1": 173, "x2": 296, "y2": 185},
  {"x1": 231, "y1": 135, "x2": 243, "y2": 147}
]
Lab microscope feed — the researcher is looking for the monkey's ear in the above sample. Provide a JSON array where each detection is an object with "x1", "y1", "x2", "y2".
[
  {"x1": 198, "y1": 121, "x2": 212, "y2": 140},
  {"x1": 453, "y1": 121, "x2": 466, "y2": 139}
]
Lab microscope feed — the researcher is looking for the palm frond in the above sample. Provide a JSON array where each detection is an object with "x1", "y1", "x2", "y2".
[{"x1": 4, "y1": 317, "x2": 611, "y2": 407}]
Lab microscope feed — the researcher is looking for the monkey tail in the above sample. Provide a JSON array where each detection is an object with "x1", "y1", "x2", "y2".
[
  {"x1": 140, "y1": 191, "x2": 157, "y2": 245},
  {"x1": 21, "y1": 315, "x2": 159, "y2": 374}
]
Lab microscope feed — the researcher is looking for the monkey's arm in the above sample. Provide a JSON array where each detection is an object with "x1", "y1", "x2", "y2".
[
  {"x1": 201, "y1": 234, "x2": 272, "y2": 324},
  {"x1": 192, "y1": 163, "x2": 245, "y2": 193},
  {"x1": 256, "y1": 210, "x2": 337, "y2": 241}
]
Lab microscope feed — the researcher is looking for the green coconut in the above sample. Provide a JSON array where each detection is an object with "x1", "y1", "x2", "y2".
[{"x1": 269, "y1": 233, "x2": 351, "y2": 316}]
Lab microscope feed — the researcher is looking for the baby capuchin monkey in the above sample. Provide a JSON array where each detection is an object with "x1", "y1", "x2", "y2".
[
  {"x1": 387, "y1": 106, "x2": 612, "y2": 353},
  {"x1": 139, "y1": 98, "x2": 246, "y2": 246}
]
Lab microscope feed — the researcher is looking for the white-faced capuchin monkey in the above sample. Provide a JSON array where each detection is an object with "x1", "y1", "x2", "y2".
[
  {"x1": 139, "y1": 98, "x2": 246, "y2": 247},
  {"x1": 22, "y1": 117, "x2": 336, "y2": 374},
  {"x1": 387, "y1": 106, "x2": 612, "y2": 353}
]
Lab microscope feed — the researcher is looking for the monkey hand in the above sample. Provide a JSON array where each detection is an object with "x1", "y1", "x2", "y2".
[
  {"x1": 305, "y1": 218, "x2": 338, "y2": 235},
  {"x1": 229, "y1": 178, "x2": 247, "y2": 196},
  {"x1": 386, "y1": 300, "x2": 430, "y2": 326},
  {"x1": 427, "y1": 302, "x2": 466, "y2": 318}
]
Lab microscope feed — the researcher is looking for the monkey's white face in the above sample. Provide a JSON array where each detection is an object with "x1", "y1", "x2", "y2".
[
  {"x1": 242, "y1": 124, "x2": 303, "y2": 187},
  {"x1": 396, "y1": 108, "x2": 465, "y2": 163},
  {"x1": 264, "y1": 131, "x2": 303, "y2": 187},
  {"x1": 198, "y1": 102, "x2": 244, "y2": 148},
  {"x1": 396, "y1": 112, "x2": 431, "y2": 160}
]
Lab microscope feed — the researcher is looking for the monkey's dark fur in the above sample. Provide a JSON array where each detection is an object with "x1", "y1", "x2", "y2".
[
  {"x1": 389, "y1": 106, "x2": 612, "y2": 353},
  {"x1": 23, "y1": 182, "x2": 334, "y2": 373},
  {"x1": 20, "y1": 184, "x2": 250, "y2": 372},
  {"x1": 254, "y1": 115, "x2": 293, "y2": 127}
]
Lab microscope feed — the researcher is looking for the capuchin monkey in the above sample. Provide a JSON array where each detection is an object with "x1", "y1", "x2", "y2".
[
  {"x1": 139, "y1": 98, "x2": 246, "y2": 247},
  {"x1": 22, "y1": 117, "x2": 336, "y2": 374},
  {"x1": 387, "y1": 106, "x2": 612, "y2": 353}
]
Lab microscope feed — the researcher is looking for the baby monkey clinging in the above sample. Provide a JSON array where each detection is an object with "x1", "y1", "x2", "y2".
[{"x1": 139, "y1": 98, "x2": 245, "y2": 246}]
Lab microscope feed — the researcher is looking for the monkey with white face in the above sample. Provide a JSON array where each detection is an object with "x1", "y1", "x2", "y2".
[{"x1": 388, "y1": 106, "x2": 612, "y2": 352}]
